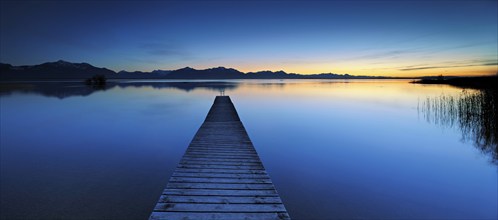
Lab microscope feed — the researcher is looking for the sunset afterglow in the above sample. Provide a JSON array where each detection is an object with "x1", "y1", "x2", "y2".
[{"x1": 1, "y1": 1, "x2": 496, "y2": 76}]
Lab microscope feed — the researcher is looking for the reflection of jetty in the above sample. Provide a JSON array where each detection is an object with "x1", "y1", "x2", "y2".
[{"x1": 150, "y1": 96, "x2": 290, "y2": 219}]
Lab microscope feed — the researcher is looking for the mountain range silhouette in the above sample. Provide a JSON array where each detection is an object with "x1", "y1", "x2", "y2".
[{"x1": 1, "y1": 60, "x2": 394, "y2": 80}]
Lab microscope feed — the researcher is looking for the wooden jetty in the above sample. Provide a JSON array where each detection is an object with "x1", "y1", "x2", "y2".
[{"x1": 150, "y1": 96, "x2": 290, "y2": 220}]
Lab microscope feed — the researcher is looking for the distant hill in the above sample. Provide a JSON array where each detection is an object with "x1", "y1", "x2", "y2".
[
  {"x1": 167, "y1": 67, "x2": 245, "y2": 79},
  {"x1": 1, "y1": 60, "x2": 115, "y2": 80},
  {"x1": 1, "y1": 60, "x2": 398, "y2": 80},
  {"x1": 115, "y1": 69, "x2": 172, "y2": 79}
]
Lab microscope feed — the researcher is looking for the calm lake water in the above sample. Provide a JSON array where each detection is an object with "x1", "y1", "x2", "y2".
[{"x1": 1, "y1": 80, "x2": 496, "y2": 219}]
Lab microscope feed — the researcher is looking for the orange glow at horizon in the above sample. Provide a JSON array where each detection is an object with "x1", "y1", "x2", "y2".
[{"x1": 208, "y1": 63, "x2": 498, "y2": 78}]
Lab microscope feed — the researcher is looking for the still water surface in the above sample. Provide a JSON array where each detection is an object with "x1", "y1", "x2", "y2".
[{"x1": 1, "y1": 80, "x2": 496, "y2": 219}]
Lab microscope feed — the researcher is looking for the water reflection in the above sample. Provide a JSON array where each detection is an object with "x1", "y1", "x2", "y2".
[
  {"x1": 1, "y1": 80, "x2": 496, "y2": 219},
  {"x1": 0, "y1": 81, "x2": 239, "y2": 99},
  {"x1": 420, "y1": 89, "x2": 497, "y2": 163}
]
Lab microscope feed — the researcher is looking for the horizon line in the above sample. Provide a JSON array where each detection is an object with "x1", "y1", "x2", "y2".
[{"x1": 1, "y1": 59, "x2": 496, "y2": 78}]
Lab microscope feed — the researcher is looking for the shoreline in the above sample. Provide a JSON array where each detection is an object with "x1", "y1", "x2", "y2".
[{"x1": 412, "y1": 76, "x2": 498, "y2": 90}]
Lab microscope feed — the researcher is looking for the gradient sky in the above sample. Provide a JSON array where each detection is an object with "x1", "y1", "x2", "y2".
[{"x1": 1, "y1": 0, "x2": 497, "y2": 76}]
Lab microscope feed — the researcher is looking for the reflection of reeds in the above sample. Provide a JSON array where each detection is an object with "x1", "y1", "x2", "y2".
[{"x1": 420, "y1": 89, "x2": 497, "y2": 164}]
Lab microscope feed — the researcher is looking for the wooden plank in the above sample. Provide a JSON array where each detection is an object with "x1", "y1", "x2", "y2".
[
  {"x1": 182, "y1": 155, "x2": 259, "y2": 160},
  {"x1": 166, "y1": 182, "x2": 275, "y2": 190},
  {"x1": 187, "y1": 147, "x2": 256, "y2": 151},
  {"x1": 185, "y1": 153, "x2": 258, "y2": 157},
  {"x1": 190, "y1": 142, "x2": 252, "y2": 144},
  {"x1": 188, "y1": 144, "x2": 252, "y2": 147},
  {"x1": 171, "y1": 172, "x2": 270, "y2": 179},
  {"x1": 181, "y1": 157, "x2": 260, "y2": 162},
  {"x1": 183, "y1": 156, "x2": 259, "y2": 160},
  {"x1": 190, "y1": 141, "x2": 252, "y2": 144},
  {"x1": 150, "y1": 212, "x2": 290, "y2": 220},
  {"x1": 168, "y1": 177, "x2": 272, "y2": 184},
  {"x1": 187, "y1": 148, "x2": 254, "y2": 152},
  {"x1": 180, "y1": 158, "x2": 262, "y2": 163},
  {"x1": 179, "y1": 161, "x2": 263, "y2": 166},
  {"x1": 179, "y1": 160, "x2": 262, "y2": 165},
  {"x1": 163, "y1": 189, "x2": 278, "y2": 196},
  {"x1": 174, "y1": 168, "x2": 267, "y2": 174},
  {"x1": 150, "y1": 96, "x2": 289, "y2": 219},
  {"x1": 157, "y1": 195, "x2": 282, "y2": 204},
  {"x1": 154, "y1": 203, "x2": 287, "y2": 212},
  {"x1": 186, "y1": 148, "x2": 256, "y2": 152},
  {"x1": 186, "y1": 146, "x2": 253, "y2": 149},
  {"x1": 186, "y1": 149, "x2": 257, "y2": 153},
  {"x1": 177, "y1": 164, "x2": 264, "y2": 170},
  {"x1": 189, "y1": 145, "x2": 253, "y2": 148}
]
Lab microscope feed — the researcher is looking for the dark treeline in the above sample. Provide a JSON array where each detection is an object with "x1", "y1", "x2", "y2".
[{"x1": 413, "y1": 75, "x2": 498, "y2": 90}]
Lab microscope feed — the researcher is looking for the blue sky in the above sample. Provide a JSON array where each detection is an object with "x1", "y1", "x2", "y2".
[{"x1": 1, "y1": 0, "x2": 497, "y2": 76}]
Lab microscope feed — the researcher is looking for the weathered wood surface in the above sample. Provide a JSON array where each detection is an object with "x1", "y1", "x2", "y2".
[{"x1": 150, "y1": 96, "x2": 290, "y2": 220}]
